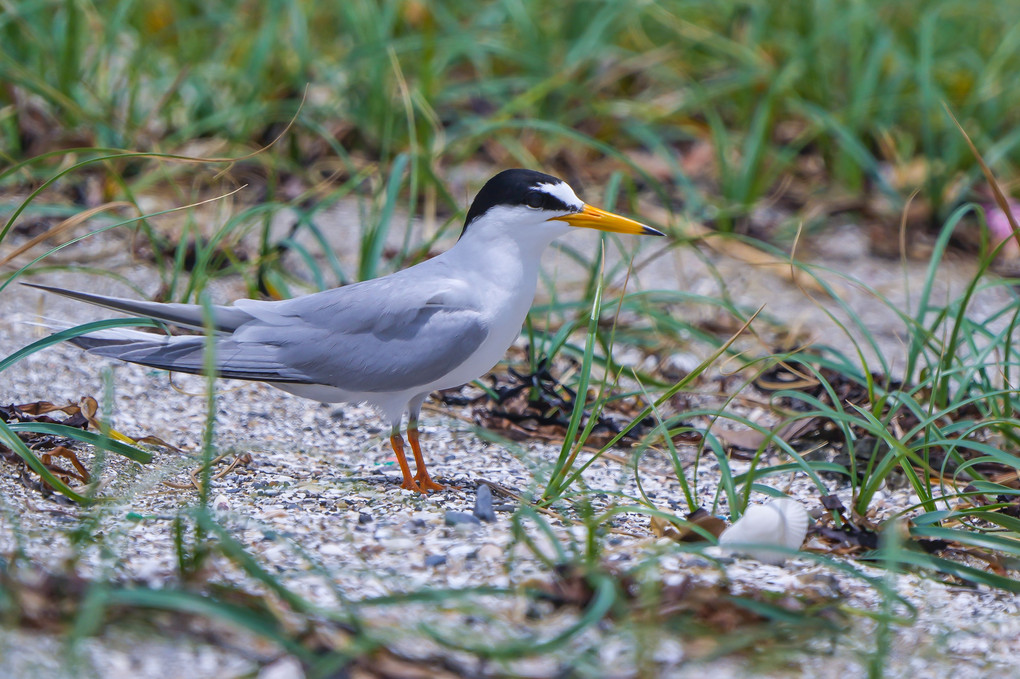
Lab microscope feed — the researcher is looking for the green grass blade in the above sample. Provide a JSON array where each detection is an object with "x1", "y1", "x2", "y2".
[{"x1": 4, "y1": 422, "x2": 152, "y2": 463}]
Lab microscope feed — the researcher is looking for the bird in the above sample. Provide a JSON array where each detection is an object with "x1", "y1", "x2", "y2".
[{"x1": 24, "y1": 169, "x2": 664, "y2": 493}]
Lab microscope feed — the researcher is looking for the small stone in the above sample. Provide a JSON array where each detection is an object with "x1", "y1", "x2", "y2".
[
  {"x1": 381, "y1": 538, "x2": 416, "y2": 551},
  {"x1": 212, "y1": 494, "x2": 230, "y2": 511},
  {"x1": 358, "y1": 511, "x2": 373, "y2": 524},
  {"x1": 320, "y1": 543, "x2": 345, "y2": 556},
  {"x1": 424, "y1": 554, "x2": 447, "y2": 567},
  {"x1": 445, "y1": 510, "x2": 481, "y2": 527},
  {"x1": 257, "y1": 656, "x2": 305, "y2": 679},
  {"x1": 473, "y1": 484, "x2": 496, "y2": 522},
  {"x1": 477, "y1": 543, "x2": 502, "y2": 561}
]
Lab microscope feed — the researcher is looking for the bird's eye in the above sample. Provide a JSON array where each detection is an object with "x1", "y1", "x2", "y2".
[{"x1": 524, "y1": 192, "x2": 545, "y2": 209}]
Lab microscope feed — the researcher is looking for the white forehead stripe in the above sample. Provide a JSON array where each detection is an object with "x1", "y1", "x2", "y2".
[{"x1": 536, "y1": 181, "x2": 584, "y2": 210}]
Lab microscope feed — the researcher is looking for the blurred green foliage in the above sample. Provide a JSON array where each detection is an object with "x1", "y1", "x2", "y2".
[{"x1": 3, "y1": 0, "x2": 1020, "y2": 226}]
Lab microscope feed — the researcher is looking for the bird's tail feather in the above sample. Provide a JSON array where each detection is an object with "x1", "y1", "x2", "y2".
[
  {"x1": 68, "y1": 328, "x2": 209, "y2": 376},
  {"x1": 69, "y1": 328, "x2": 309, "y2": 384},
  {"x1": 21, "y1": 282, "x2": 253, "y2": 333}
]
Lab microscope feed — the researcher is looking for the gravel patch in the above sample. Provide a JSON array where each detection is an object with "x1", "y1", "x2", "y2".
[{"x1": 1, "y1": 226, "x2": 1018, "y2": 677}]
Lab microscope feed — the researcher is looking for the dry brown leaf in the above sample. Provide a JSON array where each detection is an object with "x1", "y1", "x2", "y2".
[
  {"x1": 638, "y1": 201, "x2": 833, "y2": 295},
  {"x1": 713, "y1": 428, "x2": 770, "y2": 453},
  {"x1": 40, "y1": 446, "x2": 90, "y2": 485},
  {"x1": 650, "y1": 507, "x2": 727, "y2": 543},
  {"x1": 0, "y1": 203, "x2": 132, "y2": 268}
]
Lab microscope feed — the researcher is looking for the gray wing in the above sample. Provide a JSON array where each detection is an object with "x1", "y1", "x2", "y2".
[
  {"x1": 34, "y1": 266, "x2": 490, "y2": 393},
  {"x1": 233, "y1": 268, "x2": 490, "y2": 392}
]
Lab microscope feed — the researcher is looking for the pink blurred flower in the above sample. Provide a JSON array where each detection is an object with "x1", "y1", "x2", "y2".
[{"x1": 986, "y1": 200, "x2": 1020, "y2": 260}]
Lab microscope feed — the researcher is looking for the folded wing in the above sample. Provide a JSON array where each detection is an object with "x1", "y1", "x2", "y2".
[{"x1": 28, "y1": 272, "x2": 489, "y2": 393}]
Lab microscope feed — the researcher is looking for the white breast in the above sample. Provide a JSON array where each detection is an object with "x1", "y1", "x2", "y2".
[{"x1": 427, "y1": 285, "x2": 534, "y2": 392}]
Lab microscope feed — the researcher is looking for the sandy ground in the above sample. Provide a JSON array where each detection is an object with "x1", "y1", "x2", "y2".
[{"x1": 1, "y1": 209, "x2": 1019, "y2": 678}]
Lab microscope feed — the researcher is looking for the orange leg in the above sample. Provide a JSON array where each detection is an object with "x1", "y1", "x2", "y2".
[
  {"x1": 407, "y1": 423, "x2": 446, "y2": 493},
  {"x1": 389, "y1": 433, "x2": 421, "y2": 492}
]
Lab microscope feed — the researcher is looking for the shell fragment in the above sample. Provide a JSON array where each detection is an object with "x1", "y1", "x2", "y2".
[{"x1": 718, "y1": 498, "x2": 809, "y2": 565}]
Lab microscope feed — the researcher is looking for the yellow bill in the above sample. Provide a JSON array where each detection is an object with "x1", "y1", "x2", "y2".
[{"x1": 552, "y1": 204, "x2": 664, "y2": 236}]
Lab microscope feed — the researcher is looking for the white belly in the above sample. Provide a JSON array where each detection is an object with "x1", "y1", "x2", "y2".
[
  {"x1": 420, "y1": 246, "x2": 538, "y2": 393},
  {"x1": 427, "y1": 296, "x2": 530, "y2": 392}
]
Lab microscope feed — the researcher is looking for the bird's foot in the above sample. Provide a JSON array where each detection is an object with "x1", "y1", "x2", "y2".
[
  {"x1": 397, "y1": 476, "x2": 446, "y2": 493},
  {"x1": 412, "y1": 474, "x2": 448, "y2": 493},
  {"x1": 400, "y1": 478, "x2": 427, "y2": 493}
]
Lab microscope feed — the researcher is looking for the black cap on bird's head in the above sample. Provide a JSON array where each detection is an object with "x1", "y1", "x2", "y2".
[
  {"x1": 461, "y1": 168, "x2": 665, "y2": 239},
  {"x1": 463, "y1": 169, "x2": 578, "y2": 229}
]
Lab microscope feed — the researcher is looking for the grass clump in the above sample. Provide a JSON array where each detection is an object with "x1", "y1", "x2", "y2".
[{"x1": 5, "y1": 0, "x2": 1020, "y2": 235}]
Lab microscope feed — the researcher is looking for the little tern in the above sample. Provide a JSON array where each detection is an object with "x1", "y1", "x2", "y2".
[{"x1": 25, "y1": 169, "x2": 664, "y2": 493}]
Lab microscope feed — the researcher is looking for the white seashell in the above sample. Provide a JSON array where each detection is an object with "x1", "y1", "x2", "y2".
[
  {"x1": 772, "y1": 498, "x2": 809, "y2": 551},
  {"x1": 718, "y1": 498, "x2": 809, "y2": 564}
]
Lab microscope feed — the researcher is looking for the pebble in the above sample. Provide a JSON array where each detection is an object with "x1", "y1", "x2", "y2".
[
  {"x1": 424, "y1": 554, "x2": 447, "y2": 567},
  {"x1": 257, "y1": 656, "x2": 305, "y2": 679},
  {"x1": 319, "y1": 543, "x2": 346, "y2": 556},
  {"x1": 444, "y1": 511, "x2": 481, "y2": 526},
  {"x1": 476, "y1": 543, "x2": 502, "y2": 561},
  {"x1": 473, "y1": 484, "x2": 496, "y2": 522},
  {"x1": 380, "y1": 538, "x2": 415, "y2": 551}
]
